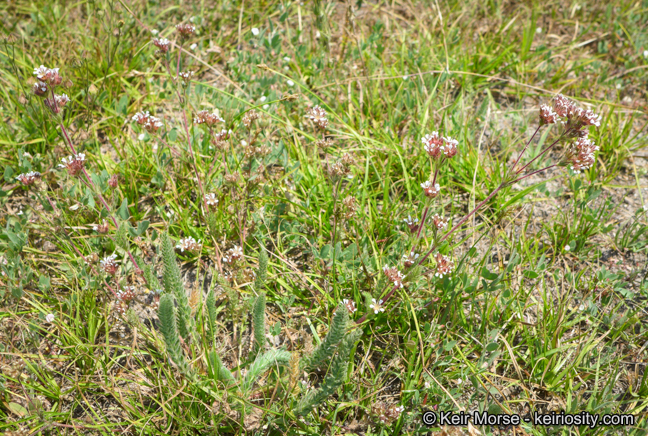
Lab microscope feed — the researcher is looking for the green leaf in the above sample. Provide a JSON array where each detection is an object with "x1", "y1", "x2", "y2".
[
  {"x1": 443, "y1": 340, "x2": 457, "y2": 351},
  {"x1": 38, "y1": 275, "x2": 51, "y2": 291},
  {"x1": 486, "y1": 342, "x2": 498, "y2": 352},
  {"x1": 117, "y1": 197, "x2": 129, "y2": 220},
  {"x1": 481, "y1": 266, "x2": 499, "y2": 281}
]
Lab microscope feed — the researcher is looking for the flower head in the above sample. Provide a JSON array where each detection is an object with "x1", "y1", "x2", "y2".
[
  {"x1": 421, "y1": 180, "x2": 440, "y2": 198},
  {"x1": 213, "y1": 129, "x2": 232, "y2": 142},
  {"x1": 176, "y1": 237, "x2": 202, "y2": 253},
  {"x1": 45, "y1": 93, "x2": 70, "y2": 114},
  {"x1": 441, "y1": 136, "x2": 458, "y2": 158},
  {"x1": 132, "y1": 111, "x2": 163, "y2": 133},
  {"x1": 32, "y1": 81, "x2": 48, "y2": 97},
  {"x1": 194, "y1": 110, "x2": 224, "y2": 126},
  {"x1": 539, "y1": 104, "x2": 558, "y2": 125},
  {"x1": 403, "y1": 215, "x2": 419, "y2": 233},
  {"x1": 59, "y1": 154, "x2": 86, "y2": 176},
  {"x1": 100, "y1": 254, "x2": 119, "y2": 275},
  {"x1": 434, "y1": 253, "x2": 454, "y2": 278},
  {"x1": 45, "y1": 313, "x2": 55, "y2": 323},
  {"x1": 431, "y1": 214, "x2": 448, "y2": 230},
  {"x1": 307, "y1": 105, "x2": 328, "y2": 130},
  {"x1": 242, "y1": 110, "x2": 259, "y2": 127},
  {"x1": 204, "y1": 193, "x2": 219, "y2": 207},
  {"x1": 152, "y1": 38, "x2": 171, "y2": 54},
  {"x1": 369, "y1": 298, "x2": 385, "y2": 314},
  {"x1": 567, "y1": 137, "x2": 599, "y2": 173},
  {"x1": 178, "y1": 70, "x2": 194, "y2": 84},
  {"x1": 16, "y1": 171, "x2": 41, "y2": 186},
  {"x1": 92, "y1": 219, "x2": 110, "y2": 234},
  {"x1": 176, "y1": 23, "x2": 196, "y2": 38},
  {"x1": 33, "y1": 65, "x2": 62, "y2": 86},
  {"x1": 422, "y1": 132, "x2": 443, "y2": 158},
  {"x1": 382, "y1": 265, "x2": 405, "y2": 288},
  {"x1": 402, "y1": 251, "x2": 419, "y2": 268},
  {"x1": 343, "y1": 299, "x2": 357, "y2": 314}
]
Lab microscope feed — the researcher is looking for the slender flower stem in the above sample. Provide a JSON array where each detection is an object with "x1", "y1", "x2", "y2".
[
  {"x1": 512, "y1": 125, "x2": 541, "y2": 171},
  {"x1": 416, "y1": 206, "x2": 429, "y2": 239},
  {"x1": 510, "y1": 164, "x2": 558, "y2": 184},
  {"x1": 58, "y1": 122, "x2": 144, "y2": 275},
  {"x1": 514, "y1": 130, "x2": 569, "y2": 175}
]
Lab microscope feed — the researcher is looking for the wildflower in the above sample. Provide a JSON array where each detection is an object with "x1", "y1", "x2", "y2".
[
  {"x1": 100, "y1": 254, "x2": 119, "y2": 275},
  {"x1": 403, "y1": 215, "x2": 419, "y2": 233},
  {"x1": 307, "y1": 105, "x2": 328, "y2": 129},
  {"x1": 33, "y1": 65, "x2": 62, "y2": 86},
  {"x1": 189, "y1": 43, "x2": 198, "y2": 51},
  {"x1": 213, "y1": 129, "x2": 232, "y2": 142},
  {"x1": 343, "y1": 299, "x2": 357, "y2": 314},
  {"x1": 45, "y1": 313, "x2": 55, "y2": 323},
  {"x1": 59, "y1": 154, "x2": 86, "y2": 176},
  {"x1": 108, "y1": 174, "x2": 119, "y2": 188},
  {"x1": 32, "y1": 81, "x2": 48, "y2": 97},
  {"x1": 382, "y1": 265, "x2": 405, "y2": 288},
  {"x1": 422, "y1": 132, "x2": 443, "y2": 158},
  {"x1": 204, "y1": 193, "x2": 219, "y2": 207},
  {"x1": 251, "y1": 27, "x2": 260, "y2": 36},
  {"x1": 434, "y1": 253, "x2": 454, "y2": 278},
  {"x1": 16, "y1": 171, "x2": 41, "y2": 186},
  {"x1": 194, "y1": 110, "x2": 224, "y2": 126},
  {"x1": 132, "y1": 111, "x2": 163, "y2": 133},
  {"x1": 242, "y1": 110, "x2": 259, "y2": 127},
  {"x1": 176, "y1": 237, "x2": 201, "y2": 253},
  {"x1": 552, "y1": 94, "x2": 574, "y2": 118},
  {"x1": 431, "y1": 214, "x2": 448, "y2": 230},
  {"x1": 539, "y1": 104, "x2": 558, "y2": 125},
  {"x1": 402, "y1": 251, "x2": 419, "y2": 268},
  {"x1": 286, "y1": 79, "x2": 295, "y2": 87},
  {"x1": 92, "y1": 219, "x2": 110, "y2": 234},
  {"x1": 116, "y1": 286, "x2": 136, "y2": 303},
  {"x1": 152, "y1": 37, "x2": 171, "y2": 54},
  {"x1": 178, "y1": 70, "x2": 194, "y2": 84},
  {"x1": 567, "y1": 137, "x2": 599, "y2": 173},
  {"x1": 327, "y1": 161, "x2": 350, "y2": 178},
  {"x1": 0, "y1": 256, "x2": 7, "y2": 276},
  {"x1": 44, "y1": 94, "x2": 70, "y2": 114},
  {"x1": 175, "y1": 23, "x2": 196, "y2": 38},
  {"x1": 421, "y1": 180, "x2": 440, "y2": 198},
  {"x1": 369, "y1": 298, "x2": 385, "y2": 314},
  {"x1": 228, "y1": 246, "x2": 243, "y2": 261},
  {"x1": 579, "y1": 109, "x2": 601, "y2": 127},
  {"x1": 441, "y1": 136, "x2": 458, "y2": 158}
]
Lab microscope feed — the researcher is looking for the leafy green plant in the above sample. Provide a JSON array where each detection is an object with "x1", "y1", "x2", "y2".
[{"x1": 156, "y1": 234, "x2": 361, "y2": 422}]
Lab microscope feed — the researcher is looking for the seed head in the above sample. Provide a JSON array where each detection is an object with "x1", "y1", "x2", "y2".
[
  {"x1": 108, "y1": 174, "x2": 119, "y2": 188},
  {"x1": 16, "y1": 171, "x2": 41, "y2": 186},
  {"x1": 341, "y1": 195, "x2": 358, "y2": 219},
  {"x1": 242, "y1": 110, "x2": 259, "y2": 128},
  {"x1": 59, "y1": 154, "x2": 86, "y2": 176}
]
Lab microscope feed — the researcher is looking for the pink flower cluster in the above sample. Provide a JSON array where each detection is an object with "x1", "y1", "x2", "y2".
[
  {"x1": 541, "y1": 94, "x2": 601, "y2": 131},
  {"x1": 132, "y1": 111, "x2": 163, "y2": 134},
  {"x1": 434, "y1": 253, "x2": 454, "y2": 278},
  {"x1": 152, "y1": 38, "x2": 171, "y2": 54},
  {"x1": 16, "y1": 171, "x2": 41, "y2": 186},
  {"x1": 194, "y1": 110, "x2": 224, "y2": 126},
  {"x1": 59, "y1": 154, "x2": 86, "y2": 176},
  {"x1": 382, "y1": 265, "x2": 405, "y2": 288},
  {"x1": 223, "y1": 245, "x2": 243, "y2": 264},
  {"x1": 568, "y1": 137, "x2": 599, "y2": 174},
  {"x1": 422, "y1": 132, "x2": 459, "y2": 159},
  {"x1": 307, "y1": 105, "x2": 328, "y2": 129}
]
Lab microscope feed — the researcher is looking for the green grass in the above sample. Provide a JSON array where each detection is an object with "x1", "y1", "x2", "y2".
[{"x1": 1, "y1": 0, "x2": 648, "y2": 435}]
